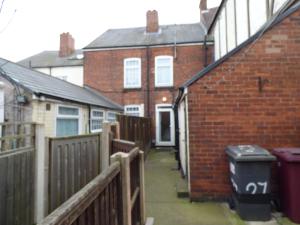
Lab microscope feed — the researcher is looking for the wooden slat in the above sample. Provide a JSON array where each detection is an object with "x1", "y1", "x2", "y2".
[
  {"x1": 47, "y1": 134, "x2": 102, "y2": 214},
  {"x1": 38, "y1": 162, "x2": 120, "y2": 225}
]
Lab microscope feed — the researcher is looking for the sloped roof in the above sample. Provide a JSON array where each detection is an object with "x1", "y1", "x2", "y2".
[
  {"x1": 0, "y1": 58, "x2": 123, "y2": 111},
  {"x1": 18, "y1": 50, "x2": 83, "y2": 68},
  {"x1": 84, "y1": 23, "x2": 210, "y2": 50}
]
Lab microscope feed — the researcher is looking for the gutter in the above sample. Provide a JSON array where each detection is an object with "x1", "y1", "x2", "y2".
[{"x1": 83, "y1": 41, "x2": 213, "y2": 51}]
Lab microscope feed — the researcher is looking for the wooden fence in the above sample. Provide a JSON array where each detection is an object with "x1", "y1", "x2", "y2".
[
  {"x1": 111, "y1": 139, "x2": 136, "y2": 155},
  {"x1": 117, "y1": 115, "x2": 151, "y2": 155},
  {"x1": 37, "y1": 147, "x2": 146, "y2": 225},
  {"x1": 47, "y1": 133, "x2": 102, "y2": 214},
  {"x1": 0, "y1": 123, "x2": 36, "y2": 225}
]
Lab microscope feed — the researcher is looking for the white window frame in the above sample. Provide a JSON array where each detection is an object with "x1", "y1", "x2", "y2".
[
  {"x1": 124, "y1": 104, "x2": 144, "y2": 117},
  {"x1": 90, "y1": 109, "x2": 105, "y2": 133},
  {"x1": 55, "y1": 105, "x2": 81, "y2": 137},
  {"x1": 106, "y1": 111, "x2": 117, "y2": 122},
  {"x1": 124, "y1": 58, "x2": 141, "y2": 89},
  {"x1": 155, "y1": 56, "x2": 174, "y2": 87}
]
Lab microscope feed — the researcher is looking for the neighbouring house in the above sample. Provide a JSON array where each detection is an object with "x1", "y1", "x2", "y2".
[
  {"x1": 175, "y1": 0, "x2": 300, "y2": 201},
  {"x1": 83, "y1": 7, "x2": 216, "y2": 147},
  {"x1": 0, "y1": 58, "x2": 123, "y2": 137},
  {"x1": 18, "y1": 33, "x2": 84, "y2": 86}
]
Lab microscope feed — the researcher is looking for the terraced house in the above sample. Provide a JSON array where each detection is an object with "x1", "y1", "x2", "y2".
[
  {"x1": 175, "y1": 0, "x2": 300, "y2": 200},
  {"x1": 83, "y1": 6, "x2": 217, "y2": 147}
]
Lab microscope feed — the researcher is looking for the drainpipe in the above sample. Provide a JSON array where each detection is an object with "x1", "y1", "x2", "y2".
[
  {"x1": 204, "y1": 35, "x2": 208, "y2": 67},
  {"x1": 146, "y1": 46, "x2": 150, "y2": 117}
]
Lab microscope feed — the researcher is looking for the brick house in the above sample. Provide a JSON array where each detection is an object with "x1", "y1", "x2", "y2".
[
  {"x1": 175, "y1": 0, "x2": 300, "y2": 201},
  {"x1": 19, "y1": 33, "x2": 84, "y2": 86},
  {"x1": 83, "y1": 7, "x2": 216, "y2": 146}
]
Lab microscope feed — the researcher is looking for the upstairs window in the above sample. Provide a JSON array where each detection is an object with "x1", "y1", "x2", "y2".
[
  {"x1": 125, "y1": 105, "x2": 143, "y2": 117},
  {"x1": 155, "y1": 56, "x2": 173, "y2": 87},
  {"x1": 90, "y1": 109, "x2": 104, "y2": 132},
  {"x1": 124, "y1": 58, "x2": 141, "y2": 88},
  {"x1": 56, "y1": 106, "x2": 80, "y2": 137}
]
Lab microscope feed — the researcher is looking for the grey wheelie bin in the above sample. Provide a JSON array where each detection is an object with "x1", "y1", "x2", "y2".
[{"x1": 226, "y1": 145, "x2": 276, "y2": 221}]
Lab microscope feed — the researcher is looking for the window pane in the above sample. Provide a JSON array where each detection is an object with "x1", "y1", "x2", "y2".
[
  {"x1": 227, "y1": 0, "x2": 236, "y2": 51},
  {"x1": 220, "y1": 8, "x2": 227, "y2": 57},
  {"x1": 91, "y1": 119, "x2": 103, "y2": 131},
  {"x1": 273, "y1": 0, "x2": 288, "y2": 13},
  {"x1": 92, "y1": 110, "x2": 103, "y2": 118},
  {"x1": 156, "y1": 57, "x2": 173, "y2": 86},
  {"x1": 125, "y1": 106, "x2": 140, "y2": 117},
  {"x1": 214, "y1": 21, "x2": 220, "y2": 60},
  {"x1": 56, "y1": 118, "x2": 79, "y2": 137},
  {"x1": 250, "y1": 0, "x2": 267, "y2": 35},
  {"x1": 58, "y1": 107, "x2": 79, "y2": 116},
  {"x1": 124, "y1": 59, "x2": 140, "y2": 88},
  {"x1": 107, "y1": 112, "x2": 116, "y2": 122},
  {"x1": 236, "y1": 0, "x2": 249, "y2": 45}
]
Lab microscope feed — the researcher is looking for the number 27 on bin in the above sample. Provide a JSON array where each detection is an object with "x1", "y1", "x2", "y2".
[{"x1": 246, "y1": 182, "x2": 268, "y2": 194}]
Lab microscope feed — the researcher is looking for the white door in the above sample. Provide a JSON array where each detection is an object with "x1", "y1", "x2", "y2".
[
  {"x1": 155, "y1": 104, "x2": 175, "y2": 146},
  {"x1": 178, "y1": 101, "x2": 187, "y2": 176}
]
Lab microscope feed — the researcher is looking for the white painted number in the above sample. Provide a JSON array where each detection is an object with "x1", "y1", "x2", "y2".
[
  {"x1": 246, "y1": 182, "x2": 268, "y2": 194},
  {"x1": 246, "y1": 183, "x2": 257, "y2": 194},
  {"x1": 258, "y1": 182, "x2": 268, "y2": 194}
]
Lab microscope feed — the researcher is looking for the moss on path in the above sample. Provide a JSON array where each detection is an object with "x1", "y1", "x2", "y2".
[{"x1": 145, "y1": 150, "x2": 246, "y2": 225}]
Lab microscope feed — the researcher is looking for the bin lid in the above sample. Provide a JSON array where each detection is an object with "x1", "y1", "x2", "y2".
[
  {"x1": 273, "y1": 148, "x2": 300, "y2": 162},
  {"x1": 226, "y1": 145, "x2": 276, "y2": 162}
]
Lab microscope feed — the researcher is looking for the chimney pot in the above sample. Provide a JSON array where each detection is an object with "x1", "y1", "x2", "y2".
[
  {"x1": 59, "y1": 32, "x2": 75, "y2": 57},
  {"x1": 146, "y1": 10, "x2": 159, "y2": 33}
]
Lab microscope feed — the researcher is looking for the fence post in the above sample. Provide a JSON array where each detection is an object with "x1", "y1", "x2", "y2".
[
  {"x1": 35, "y1": 124, "x2": 48, "y2": 223},
  {"x1": 111, "y1": 153, "x2": 131, "y2": 225},
  {"x1": 101, "y1": 122, "x2": 111, "y2": 171},
  {"x1": 139, "y1": 151, "x2": 146, "y2": 225},
  {"x1": 114, "y1": 121, "x2": 120, "y2": 139}
]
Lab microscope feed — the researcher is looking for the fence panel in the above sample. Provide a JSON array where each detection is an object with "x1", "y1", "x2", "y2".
[
  {"x1": 48, "y1": 133, "x2": 101, "y2": 213},
  {"x1": 0, "y1": 123, "x2": 36, "y2": 225},
  {"x1": 117, "y1": 115, "x2": 151, "y2": 155},
  {"x1": 111, "y1": 139, "x2": 136, "y2": 155},
  {"x1": 37, "y1": 162, "x2": 123, "y2": 225}
]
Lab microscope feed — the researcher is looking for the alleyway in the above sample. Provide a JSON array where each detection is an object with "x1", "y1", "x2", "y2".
[{"x1": 145, "y1": 149, "x2": 245, "y2": 225}]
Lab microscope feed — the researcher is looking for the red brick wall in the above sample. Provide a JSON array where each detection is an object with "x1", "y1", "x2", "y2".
[
  {"x1": 84, "y1": 44, "x2": 212, "y2": 140},
  {"x1": 188, "y1": 9, "x2": 300, "y2": 200}
]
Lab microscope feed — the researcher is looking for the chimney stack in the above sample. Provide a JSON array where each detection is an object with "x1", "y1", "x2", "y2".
[
  {"x1": 199, "y1": 0, "x2": 207, "y2": 11},
  {"x1": 146, "y1": 10, "x2": 159, "y2": 33},
  {"x1": 59, "y1": 32, "x2": 75, "y2": 57}
]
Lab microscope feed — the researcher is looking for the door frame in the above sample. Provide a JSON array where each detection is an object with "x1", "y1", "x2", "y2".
[{"x1": 155, "y1": 104, "x2": 175, "y2": 146}]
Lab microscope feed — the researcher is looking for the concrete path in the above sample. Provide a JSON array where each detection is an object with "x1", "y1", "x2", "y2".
[
  {"x1": 145, "y1": 149, "x2": 245, "y2": 225},
  {"x1": 144, "y1": 149, "x2": 298, "y2": 225}
]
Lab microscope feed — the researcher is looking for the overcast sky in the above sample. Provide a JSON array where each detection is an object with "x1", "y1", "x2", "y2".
[{"x1": 0, "y1": 0, "x2": 221, "y2": 62}]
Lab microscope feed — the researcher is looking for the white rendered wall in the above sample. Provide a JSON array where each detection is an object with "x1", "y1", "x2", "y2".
[{"x1": 36, "y1": 66, "x2": 83, "y2": 86}]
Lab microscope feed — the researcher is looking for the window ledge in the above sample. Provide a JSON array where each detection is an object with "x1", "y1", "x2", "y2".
[
  {"x1": 154, "y1": 86, "x2": 175, "y2": 91},
  {"x1": 123, "y1": 87, "x2": 142, "y2": 92}
]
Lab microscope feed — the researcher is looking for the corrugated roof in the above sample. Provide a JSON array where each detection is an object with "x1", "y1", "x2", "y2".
[
  {"x1": 84, "y1": 23, "x2": 209, "y2": 49},
  {"x1": 0, "y1": 58, "x2": 123, "y2": 111},
  {"x1": 18, "y1": 50, "x2": 83, "y2": 68}
]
